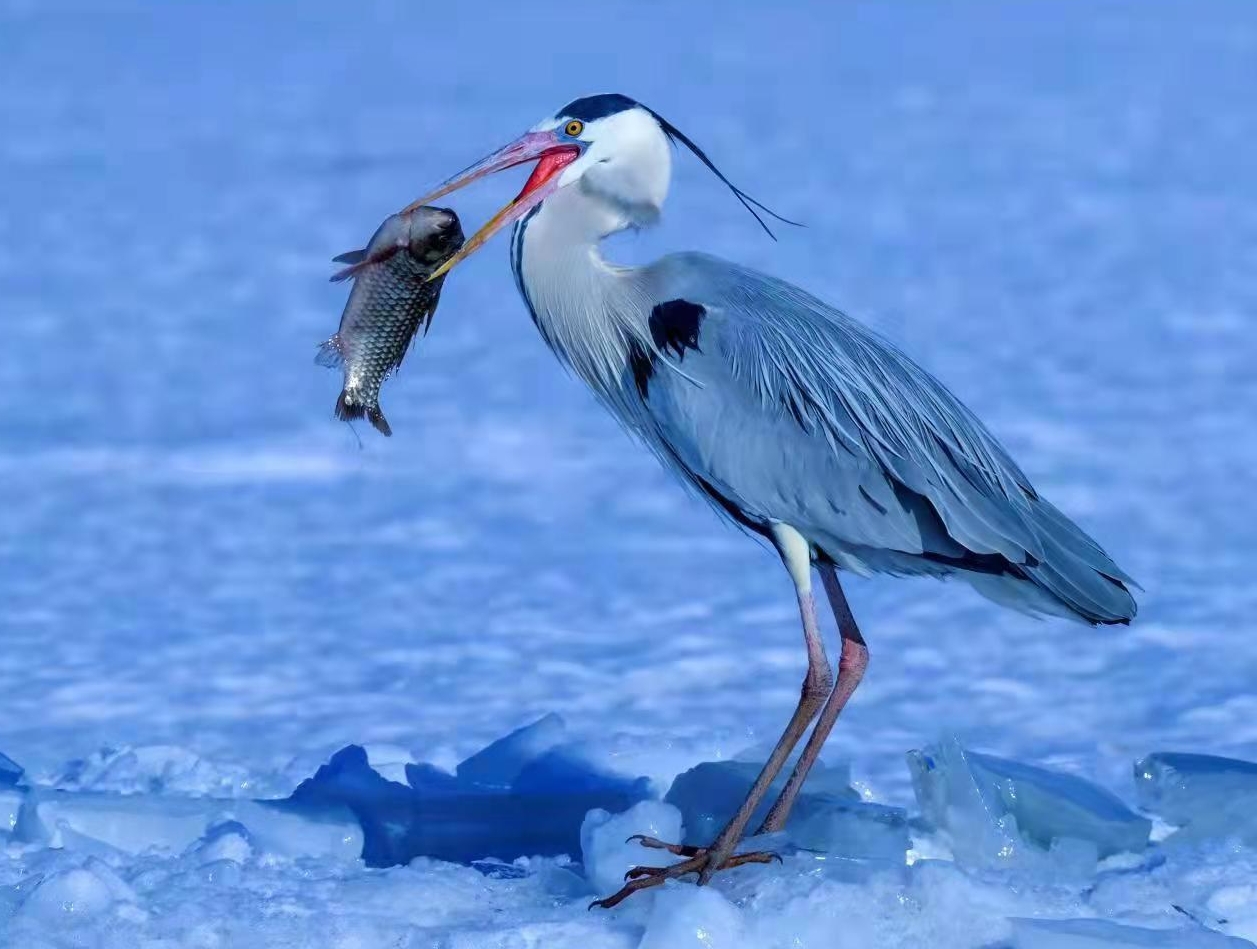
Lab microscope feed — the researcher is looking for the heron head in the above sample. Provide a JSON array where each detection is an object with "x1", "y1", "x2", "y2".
[{"x1": 406, "y1": 93, "x2": 795, "y2": 281}]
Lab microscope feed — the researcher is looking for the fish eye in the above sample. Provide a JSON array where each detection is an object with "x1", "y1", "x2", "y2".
[{"x1": 564, "y1": 120, "x2": 584, "y2": 138}]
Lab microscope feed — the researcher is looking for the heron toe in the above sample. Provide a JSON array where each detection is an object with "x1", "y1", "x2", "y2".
[{"x1": 588, "y1": 843, "x2": 781, "y2": 909}]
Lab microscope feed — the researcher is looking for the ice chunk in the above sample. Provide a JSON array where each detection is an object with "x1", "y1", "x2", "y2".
[
  {"x1": 16, "y1": 788, "x2": 216, "y2": 854},
  {"x1": 1207, "y1": 886, "x2": 1257, "y2": 946},
  {"x1": 639, "y1": 885, "x2": 748, "y2": 948},
  {"x1": 787, "y1": 796, "x2": 909, "y2": 862},
  {"x1": 665, "y1": 757, "x2": 857, "y2": 847},
  {"x1": 0, "y1": 787, "x2": 25, "y2": 836},
  {"x1": 908, "y1": 739, "x2": 1150, "y2": 868},
  {"x1": 362, "y1": 743, "x2": 416, "y2": 785},
  {"x1": 17, "y1": 859, "x2": 134, "y2": 921},
  {"x1": 514, "y1": 747, "x2": 650, "y2": 798},
  {"x1": 51, "y1": 744, "x2": 253, "y2": 797},
  {"x1": 1010, "y1": 917, "x2": 1254, "y2": 948},
  {"x1": 0, "y1": 750, "x2": 22, "y2": 787},
  {"x1": 193, "y1": 820, "x2": 253, "y2": 865},
  {"x1": 456, "y1": 713, "x2": 567, "y2": 789},
  {"x1": 289, "y1": 742, "x2": 651, "y2": 866},
  {"x1": 405, "y1": 761, "x2": 463, "y2": 794},
  {"x1": 580, "y1": 800, "x2": 684, "y2": 895},
  {"x1": 241, "y1": 799, "x2": 362, "y2": 861},
  {"x1": 14, "y1": 787, "x2": 360, "y2": 862},
  {"x1": 1133, "y1": 752, "x2": 1257, "y2": 844}
]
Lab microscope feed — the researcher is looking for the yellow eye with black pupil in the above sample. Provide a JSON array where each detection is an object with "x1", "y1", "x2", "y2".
[{"x1": 565, "y1": 120, "x2": 584, "y2": 137}]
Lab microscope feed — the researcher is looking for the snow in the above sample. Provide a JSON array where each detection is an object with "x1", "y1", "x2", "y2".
[
  {"x1": 1009, "y1": 918, "x2": 1254, "y2": 949},
  {"x1": 0, "y1": 727, "x2": 1254, "y2": 946},
  {"x1": 3, "y1": 0, "x2": 1256, "y2": 944}
]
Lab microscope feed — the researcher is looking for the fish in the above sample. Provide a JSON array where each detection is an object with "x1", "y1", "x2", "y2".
[{"x1": 316, "y1": 206, "x2": 464, "y2": 437}]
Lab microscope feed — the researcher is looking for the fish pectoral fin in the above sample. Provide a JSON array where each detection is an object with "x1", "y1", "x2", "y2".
[
  {"x1": 331, "y1": 248, "x2": 367, "y2": 265},
  {"x1": 315, "y1": 335, "x2": 344, "y2": 368},
  {"x1": 329, "y1": 245, "x2": 401, "y2": 283}
]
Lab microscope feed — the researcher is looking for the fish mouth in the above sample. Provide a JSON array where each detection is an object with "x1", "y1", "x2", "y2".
[{"x1": 398, "y1": 130, "x2": 582, "y2": 282}]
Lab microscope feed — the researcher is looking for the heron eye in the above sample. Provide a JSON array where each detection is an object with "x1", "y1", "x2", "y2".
[{"x1": 564, "y1": 120, "x2": 584, "y2": 137}]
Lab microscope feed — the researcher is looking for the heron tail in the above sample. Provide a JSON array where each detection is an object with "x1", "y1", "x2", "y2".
[{"x1": 1020, "y1": 498, "x2": 1138, "y2": 626}]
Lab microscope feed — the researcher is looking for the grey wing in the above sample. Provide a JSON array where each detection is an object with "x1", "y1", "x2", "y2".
[{"x1": 641, "y1": 252, "x2": 1136, "y2": 624}]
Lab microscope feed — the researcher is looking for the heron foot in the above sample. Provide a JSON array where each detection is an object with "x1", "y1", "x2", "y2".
[{"x1": 588, "y1": 839, "x2": 781, "y2": 909}]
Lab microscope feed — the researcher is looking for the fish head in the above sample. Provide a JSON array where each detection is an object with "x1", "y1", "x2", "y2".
[{"x1": 404, "y1": 206, "x2": 465, "y2": 265}]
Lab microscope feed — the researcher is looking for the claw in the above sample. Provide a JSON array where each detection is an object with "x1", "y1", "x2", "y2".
[
  {"x1": 626, "y1": 834, "x2": 702, "y2": 857},
  {"x1": 590, "y1": 849, "x2": 781, "y2": 910},
  {"x1": 625, "y1": 865, "x2": 666, "y2": 880}
]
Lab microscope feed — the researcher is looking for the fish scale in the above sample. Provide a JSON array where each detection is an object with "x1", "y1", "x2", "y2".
[{"x1": 316, "y1": 207, "x2": 464, "y2": 436}]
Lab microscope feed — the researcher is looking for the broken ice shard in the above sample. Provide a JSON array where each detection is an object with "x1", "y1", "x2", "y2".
[
  {"x1": 787, "y1": 796, "x2": 910, "y2": 861},
  {"x1": 1134, "y1": 751, "x2": 1257, "y2": 844},
  {"x1": 289, "y1": 720, "x2": 651, "y2": 867},
  {"x1": 664, "y1": 757, "x2": 861, "y2": 849},
  {"x1": 0, "y1": 751, "x2": 22, "y2": 787},
  {"x1": 456, "y1": 713, "x2": 567, "y2": 789},
  {"x1": 908, "y1": 738, "x2": 1150, "y2": 868}
]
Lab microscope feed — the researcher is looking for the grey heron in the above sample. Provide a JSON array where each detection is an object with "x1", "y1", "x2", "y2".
[{"x1": 398, "y1": 93, "x2": 1138, "y2": 907}]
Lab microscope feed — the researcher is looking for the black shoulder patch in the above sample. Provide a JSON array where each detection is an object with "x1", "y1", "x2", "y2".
[
  {"x1": 649, "y1": 299, "x2": 705, "y2": 359},
  {"x1": 627, "y1": 337, "x2": 656, "y2": 399},
  {"x1": 629, "y1": 300, "x2": 706, "y2": 399},
  {"x1": 558, "y1": 93, "x2": 640, "y2": 123}
]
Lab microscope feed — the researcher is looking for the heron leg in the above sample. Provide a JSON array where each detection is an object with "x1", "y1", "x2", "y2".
[
  {"x1": 591, "y1": 524, "x2": 832, "y2": 908},
  {"x1": 756, "y1": 563, "x2": 868, "y2": 834}
]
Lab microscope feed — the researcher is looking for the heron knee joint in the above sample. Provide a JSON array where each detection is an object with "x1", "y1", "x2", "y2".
[
  {"x1": 801, "y1": 664, "x2": 834, "y2": 707},
  {"x1": 839, "y1": 639, "x2": 869, "y2": 680}
]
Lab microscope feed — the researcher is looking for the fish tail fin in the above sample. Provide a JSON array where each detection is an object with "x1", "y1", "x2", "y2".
[
  {"x1": 333, "y1": 389, "x2": 391, "y2": 437},
  {"x1": 315, "y1": 335, "x2": 344, "y2": 368},
  {"x1": 365, "y1": 405, "x2": 392, "y2": 437}
]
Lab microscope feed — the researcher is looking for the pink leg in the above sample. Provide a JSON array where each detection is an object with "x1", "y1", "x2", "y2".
[
  {"x1": 756, "y1": 563, "x2": 868, "y2": 834},
  {"x1": 590, "y1": 525, "x2": 831, "y2": 908}
]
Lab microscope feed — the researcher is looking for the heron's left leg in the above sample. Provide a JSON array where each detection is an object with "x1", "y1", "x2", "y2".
[
  {"x1": 755, "y1": 562, "x2": 868, "y2": 834},
  {"x1": 590, "y1": 524, "x2": 830, "y2": 909}
]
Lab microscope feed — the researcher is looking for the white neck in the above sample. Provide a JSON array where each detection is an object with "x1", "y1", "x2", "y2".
[{"x1": 510, "y1": 185, "x2": 652, "y2": 401}]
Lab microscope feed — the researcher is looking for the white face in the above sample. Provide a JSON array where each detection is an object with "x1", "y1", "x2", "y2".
[{"x1": 533, "y1": 107, "x2": 673, "y2": 226}]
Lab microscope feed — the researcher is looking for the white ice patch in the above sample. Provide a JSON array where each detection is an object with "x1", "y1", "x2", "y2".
[
  {"x1": 640, "y1": 885, "x2": 749, "y2": 948},
  {"x1": 580, "y1": 800, "x2": 685, "y2": 896}
]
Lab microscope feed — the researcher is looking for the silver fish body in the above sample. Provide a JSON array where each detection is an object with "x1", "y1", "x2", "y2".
[{"x1": 317, "y1": 206, "x2": 464, "y2": 436}]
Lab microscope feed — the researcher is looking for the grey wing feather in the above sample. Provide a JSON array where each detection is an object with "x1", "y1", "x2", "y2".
[{"x1": 645, "y1": 252, "x2": 1136, "y2": 625}]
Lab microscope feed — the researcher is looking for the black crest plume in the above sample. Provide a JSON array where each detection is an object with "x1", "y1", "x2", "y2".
[
  {"x1": 557, "y1": 94, "x2": 803, "y2": 239},
  {"x1": 646, "y1": 107, "x2": 803, "y2": 240}
]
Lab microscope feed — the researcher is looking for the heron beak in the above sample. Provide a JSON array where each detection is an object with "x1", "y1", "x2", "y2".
[{"x1": 399, "y1": 130, "x2": 582, "y2": 281}]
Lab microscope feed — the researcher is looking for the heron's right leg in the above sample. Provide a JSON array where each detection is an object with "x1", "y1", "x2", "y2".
[{"x1": 591, "y1": 524, "x2": 831, "y2": 908}]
